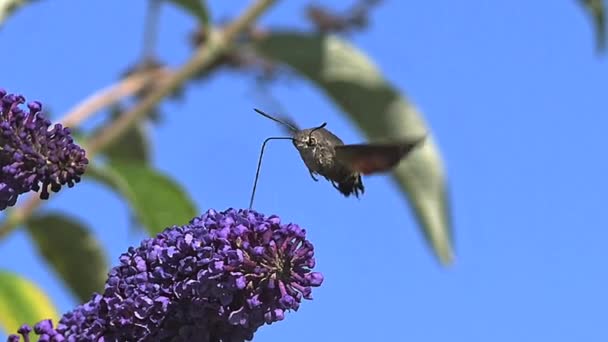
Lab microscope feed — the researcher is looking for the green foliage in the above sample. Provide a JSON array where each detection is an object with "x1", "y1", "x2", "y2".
[
  {"x1": 87, "y1": 162, "x2": 198, "y2": 236},
  {"x1": 166, "y1": 0, "x2": 209, "y2": 25},
  {"x1": 256, "y1": 33, "x2": 453, "y2": 264},
  {"x1": 0, "y1": 0, "x2": 38, "y2": 27},
  {"x1": 102, "y1": 121, "x2": 152, "y2": 165},
  {"x1": 26, "y1": 213, "x2": 108, "y2": 303},
  {"x1": 580, "y1": 0, "x2": 606, "y2": 52},
  {"x1": 0, "y1": 271, "x2": 59, "y2": 335}
]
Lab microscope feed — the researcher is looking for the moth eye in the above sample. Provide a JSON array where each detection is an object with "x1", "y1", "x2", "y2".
[{"x1": 307, "y1": 136, "x2": 316, "y2": 146}]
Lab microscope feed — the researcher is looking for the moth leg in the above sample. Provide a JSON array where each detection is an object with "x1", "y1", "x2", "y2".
[
  {"x1": 309, "y1": 171, "x2": 319, "y2": 182},
  {"x1": 330, "y1": 181, "x2": 340, "y2": 191}
]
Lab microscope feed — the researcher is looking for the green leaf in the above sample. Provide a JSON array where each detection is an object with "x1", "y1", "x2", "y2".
[
  {"x1": 25, "y1": 213, "x2": 107, "y2": 303},
  {"x1": 69, "y1": 127, "x2": 87, "y2": 146},
  {"x1": 0, "y1": 0, "x2": 39, "y2": 28},
  {"x1": 256, "y1": 33, "x2": 453, "y2": 265},
  {"x1": 166, "y1": 0, "x2": 209, "y2": 25},
  {"x1": 87, "y1": 162, "x2": 198, "y2": 236},
  {"x1": 580, "y1": 0, "x2": 606, "y2": 52},
  {"x1": 103, "y1": 123, "x2": 151, "y2": 165},
  {"x1": 0, "y1": 270, "x2": 59, "y2": 335},
  {"x1": 99, "y1": 106, "x2": 152, "y2": 165}
]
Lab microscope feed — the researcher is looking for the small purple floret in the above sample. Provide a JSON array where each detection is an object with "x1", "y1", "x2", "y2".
[
  {"x1": 9, "y1": 208, "x2": 323, "y2": 342},
  {"x1": 0, "y1": 89, "x2": 88, "y2": 210}
]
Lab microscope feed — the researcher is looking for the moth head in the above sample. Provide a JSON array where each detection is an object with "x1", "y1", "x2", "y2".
[{"x1": 292, "y1": 128, "x2": 320, "y2": 151}]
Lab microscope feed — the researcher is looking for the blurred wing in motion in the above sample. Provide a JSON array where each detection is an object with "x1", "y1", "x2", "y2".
[
  {"x1": 276, "y1": 115, "x2": 300, "y2": 134},
  {"x1": 335, "y1": 136, "x2": 426, "y2": 175},
  {"x1": 253, "y1": 108, "x2": 300, "y2": 134}
]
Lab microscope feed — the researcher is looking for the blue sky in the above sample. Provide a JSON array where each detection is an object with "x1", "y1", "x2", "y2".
[{"x1": 1, "y1": 0, "x2": 608, "y2": 341}]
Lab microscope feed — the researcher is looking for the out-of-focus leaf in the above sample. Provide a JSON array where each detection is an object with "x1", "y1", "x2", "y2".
[
  {"x1": 147, "y1": 108, "x2": 164, "y2": 124},
  {"x1": 87, "y1": 162, "x2": 198, "y2": 235},
  {"x1": 0, "y1": 0, "x2": 38, "y2": 27},
  {"x1": 25, "y1": 213, "x2": 107, "y2": 303},
  {"x1": 98, "y1": 106, "x2": 152, "y2": 165},
  {"x1": 0, "y1": 270, "x2": 59, "y2": 335},
  {"x1": 256, "y1": 33, "x2": 453, "y2": 265},
  {"x1": 70, "y1": 128, "x2": 87, "y2": 146},
  {"x1": 580, "y1": 0, "x2": 606, "y2": 52},
  {"x1": 166, "y1": 0, "x2": 209, "y2": 25},
  {"x1": 103, "y1": 123, "x2": 151, "y2": 165}
]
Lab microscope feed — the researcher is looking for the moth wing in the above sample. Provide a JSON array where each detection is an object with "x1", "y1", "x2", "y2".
[
  {"x1": 334, "y1": 137, "x2": 426, "y2": 175},
  {"x1": 278, "y1": 116, "x2": 301, "y2": 134},
  {"x1": 253, "y1": 108, "x2": 301, "y2": 134}
]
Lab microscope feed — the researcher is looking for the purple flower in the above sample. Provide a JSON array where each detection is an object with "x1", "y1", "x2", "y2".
[
  {"x1": 0, "y1": 89, "x2": 88, "y2": 210},
  {"x1": 9, "y1": 208, "x2": 323, "y2": 342}
]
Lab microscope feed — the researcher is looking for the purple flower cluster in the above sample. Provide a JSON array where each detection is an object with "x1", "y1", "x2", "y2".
[
  {"x1": 0, "y1": 89, "x2": 88, "y2": 210},
  {"x1": 8, "y1": 208, "x2": 323, "y2": 342}
]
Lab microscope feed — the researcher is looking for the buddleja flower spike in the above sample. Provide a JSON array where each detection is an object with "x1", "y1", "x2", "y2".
[
  {"x1": 9, "y1": 208, "x2": 324, "y2": 342},
  {"x1": 0, "y1": 89, "x2": 88, "y2": 210}
]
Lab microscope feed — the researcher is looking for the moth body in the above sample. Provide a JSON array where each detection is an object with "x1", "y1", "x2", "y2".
[{"x1": 291, "y1": 127, "x2": 365, "y2": 197}]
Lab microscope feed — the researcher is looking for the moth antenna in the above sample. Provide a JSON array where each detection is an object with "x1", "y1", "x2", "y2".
[
  {"x1": 308, "y1": 122, "x2": 327, "y2": 140},
  {"x1": 253, "y1": 108, "x2": 299, "y2": 132},
  {"x1": 249, "y1": 136, "x2": 295, "y2": 210}
]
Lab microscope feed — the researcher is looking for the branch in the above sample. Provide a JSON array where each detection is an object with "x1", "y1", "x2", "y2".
[
  {"x1": 86, "y1": 0, "x2": 277, "y2": 154},
  {"x1": 0, "y1": 0, "x2": 278, "y2": 239},
  {"x1": 61, "y1": 68, "x2": 172, "y2": 127}
]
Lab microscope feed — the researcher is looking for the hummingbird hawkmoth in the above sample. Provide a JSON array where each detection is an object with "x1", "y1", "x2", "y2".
[{"x1": 248, "y1": 108, "x2": 426, "y2": 209}]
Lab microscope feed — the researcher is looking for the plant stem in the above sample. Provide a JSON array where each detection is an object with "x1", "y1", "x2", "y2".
[
  {"x1": 87, "y1": 0, "x2": 277, "y2": 154},
  {"x1": 0, "y1": 0, "x2": 277, "y2": 240},
  {"x1": 60, "y1": 68, "x2": 172, "y2": 128},
  {"x1": 140, "y1": 0, "x2": 162, "y2": 63}
]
